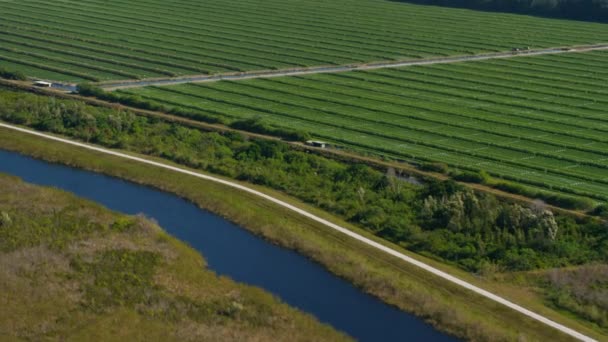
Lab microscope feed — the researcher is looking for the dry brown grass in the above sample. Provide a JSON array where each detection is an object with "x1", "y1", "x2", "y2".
[{"x1": 0, "y1": 246, "x2": 80, "y2": 340}]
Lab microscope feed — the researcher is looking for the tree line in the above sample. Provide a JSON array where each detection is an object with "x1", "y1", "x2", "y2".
[{"x1": 399, "y1": 0, "x2": 608, "y2": 21}]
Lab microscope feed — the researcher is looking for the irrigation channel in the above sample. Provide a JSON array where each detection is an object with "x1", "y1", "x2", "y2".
[{"x1": 0, "y1": 149, "x2": 455, "y2": 342}]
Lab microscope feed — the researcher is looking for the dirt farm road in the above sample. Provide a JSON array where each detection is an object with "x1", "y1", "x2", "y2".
[{"x1": 93, "y1": 43, "x2": 608, "y2": 90}]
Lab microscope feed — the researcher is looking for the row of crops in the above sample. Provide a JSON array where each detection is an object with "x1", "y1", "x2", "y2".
[
  {"x1": 1, "y1": 0, "x2": 608, "y2": 82},
  {"x1": 122, "y1": 51, "x2": 608, "y2": 202}
]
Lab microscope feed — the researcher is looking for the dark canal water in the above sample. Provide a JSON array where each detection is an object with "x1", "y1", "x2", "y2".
[{"x1": 0, "y1": 149, "x2": 456, "y2": 342}]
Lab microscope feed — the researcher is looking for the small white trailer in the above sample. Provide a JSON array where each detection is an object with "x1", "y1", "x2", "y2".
[
  {"x1": 34, "y1": 81, "x2": 52, "y2": 88},
  {"x1": 306, "y1": 140, "x2": 328, "y2": 148}
]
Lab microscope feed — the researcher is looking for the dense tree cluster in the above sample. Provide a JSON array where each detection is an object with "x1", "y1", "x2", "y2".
[
  {"x1": 1, "y1": 88, "x2": 606, "y2": 274},
  {"x1": 400, "y1": 0, "x2": 608, "y2": 21}
]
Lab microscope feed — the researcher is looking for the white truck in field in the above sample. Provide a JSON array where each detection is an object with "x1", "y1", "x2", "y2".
[{"x1": 33, "y1": 81, "x2": 52, "y2": 88}]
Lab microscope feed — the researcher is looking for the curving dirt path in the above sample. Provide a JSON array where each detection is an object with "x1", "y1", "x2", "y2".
[
  {"x1": 95, "y1": 43, "x2": 608, "y2": 90},
  {"x1": 0, "y1": 121, "x2": 597, "y2": 342}
]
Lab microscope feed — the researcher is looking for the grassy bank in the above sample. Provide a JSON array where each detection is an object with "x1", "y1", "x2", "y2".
[
  {"x1": 0, "y1": 173, "x2": 347, "y2": 341},
  {"x1": 1, "y1": 126, "x2": 605, "y2": 341}
]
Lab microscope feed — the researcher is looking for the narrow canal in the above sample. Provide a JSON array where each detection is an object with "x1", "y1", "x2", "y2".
[{"x1": 0, "y1": 149, "x2": 456, "y2": 341}]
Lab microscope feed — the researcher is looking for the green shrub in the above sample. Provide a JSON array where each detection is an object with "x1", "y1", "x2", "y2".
[
  {"x1": 0, "y1": 67, "x2": 27, "y2": 81},
  {"x1": 493, "y1": 181, "x2": 595, "y2": 210},
  {"x1": 77, "y1": 83, "x2": 106, "y2": 97},
  {"x1": 493, "y1": 181, "x2": 532, "y2": 196},
  {"x1": 169, "y1": 107, "x2": 223, "y2": 124},
  {"x1": 420, "y1": 162, "x2": 449, "y2": 174},
  {"x1": 0, "y1": 211, "x2": 11, "y2": 226},
  {"x1": 591, "y1": 204, "x2": 608, "y2": 218},
  {"x1": 230, "y1": 117, "x2": 310, "y2": 141},
  {"x1": 542, "y1": 194, "x2": 595, "y2": 211},
  {"x1": 110, "y1": 217, "x2": 137, "y2": 232},
  {"x1": 452, "y1": 170, "x2": 490, "y2": 184},
  {"x1": 77, "y1": 83, "x2": 223, "y2": 124}
]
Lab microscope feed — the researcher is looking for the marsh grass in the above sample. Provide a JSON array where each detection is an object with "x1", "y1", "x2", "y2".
[{"x1": 0, "y1": 174, "x2": 348, "y2": 341}]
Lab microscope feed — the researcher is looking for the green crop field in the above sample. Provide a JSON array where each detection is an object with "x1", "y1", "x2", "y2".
[
  {"x1": 1, "y1": 0, "x2": 608, "y2": 82},
  {"x1": 122, "y1": 51, "x2": 608, "y2": 202}
]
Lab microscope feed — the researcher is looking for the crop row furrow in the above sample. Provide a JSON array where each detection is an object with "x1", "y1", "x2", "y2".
[
  {"x1": 190, "y1": 80, "x2": 608, "y2": 168},
  {"x1": 228, "y1": 0, "x2": 606, "y2": 38},
  {"x1": 73, "y1": 0, "x2": 495, "y2": 58},
  {"x1": 354, "y1": 70, "x2": 608, "y2": 135},
  {"x1": 486, "y1": 57, "x2": 608, "y2": 78},
  {"x1": 126, "y1": 85, "x2": 608, "y2": 199},
  {"x1": 0, "y1": 5, "x2": 325, "y2": 69},
  {"x1": 425, "y1": 63, "x2": 608, "y2": 109},
  {"x1": 372, "y1": 68, "x2": 608, "y2": 128},
  {"x1": 0, "y1": 19, "x2": 260, "y2": 72},
  {"x1": 0, "y1": 28, "x2": 216, "y2": 75},
  {"x1": 59, "y1": 0, "x2": 455, "y2": 59},
  {"x1": 0, "y1": 46, "x2": 138, "y2": 79},
  {"x1": 327, "y1": 72, "x2": 608, "y2": 143},
  {"x1": 0, "y1": 54, "x2": 98, "y2": 81},
  {"x1": 474, "y1": 62, "x2": 608, "y2": 92},
  {"x1": 9, "y1": 1, "x2": 394, "y2": 63},
  {"x1": 141, "y1": 0, "x2": 597, "y2": 48},
  {"x1": 255, "y1": 75, "x2": 608, "y2": 157},
  {"x1": 441, "y1": 61, "x2": 608, "y2": 100},
  {"x1": 328, "y1": 72, "x2": 608, "y2": 134},
  {"x1": 0, "y1": 36, "x2": 177, "y2": 78},
  {"x1": 132, "y1": 84, "x2": 608, "y2": 187}
]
